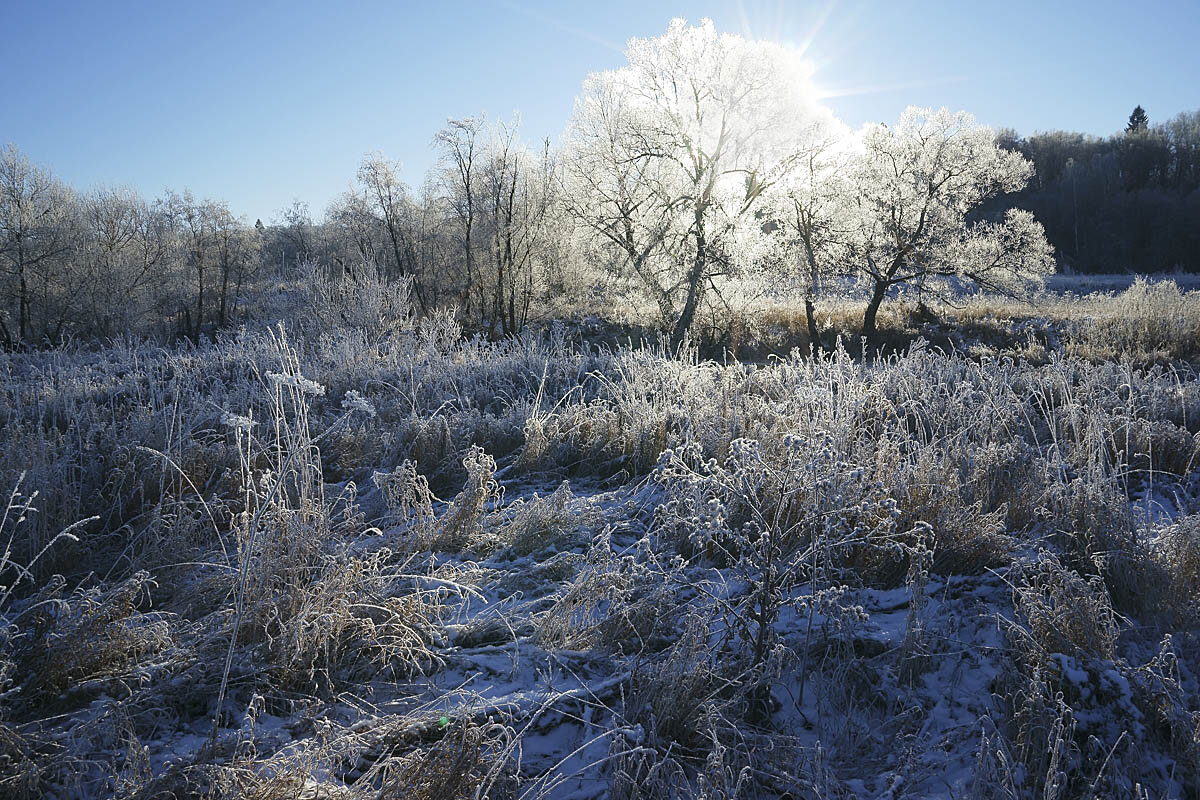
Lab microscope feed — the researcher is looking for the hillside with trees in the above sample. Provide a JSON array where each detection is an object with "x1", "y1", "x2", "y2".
[{"x1": 995, "y1": 106, "x2": 1200, "y2": 273}]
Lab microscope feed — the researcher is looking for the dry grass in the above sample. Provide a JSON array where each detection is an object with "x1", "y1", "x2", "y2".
[{"x1": 2, "y1": 276, "x2": 1200, "y2": 798}]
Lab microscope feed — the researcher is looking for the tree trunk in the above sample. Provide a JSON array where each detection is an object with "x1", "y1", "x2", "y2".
[
  {"x1": 670, "y1": 258, "x2": 706, "y2": 353},
  {"x1": 462, "y1": 217, "x2": 474, "y2": 317},
  {"x1": 862, "y1": 279, "x2": 888, "y2": 345},
  {"x1": 669, "y1": 209, "x2": 710, "y2": 353},
  {"x1": 804, "y1": 298, "x2": 822, "y2": 353},
  {"x1": 18, "y1": 263, "x2": 29, "y2": 344},
  {"x1": 218, "y1": 261, "x2": 230, "y2": 328},
  {"x1": 195, "y1": 261, "x2": 205, "y2": 341}
]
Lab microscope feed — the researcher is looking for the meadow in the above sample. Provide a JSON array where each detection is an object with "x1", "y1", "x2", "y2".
[{"x1": 0, "y1": 272, "x2": 1198, "y2": 799}]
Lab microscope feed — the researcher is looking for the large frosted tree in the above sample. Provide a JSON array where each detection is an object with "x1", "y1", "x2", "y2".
[
  {"x1": 562, "y1": 18, "x2": 837, "y2": 349},
  {"x1": 841, "y1": 107, "x2": 1054, "y2": 341}
]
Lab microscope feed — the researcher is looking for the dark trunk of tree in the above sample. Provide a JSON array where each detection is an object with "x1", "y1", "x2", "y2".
[
  {"x1": 218, "y1": 262, "x2": 230, "y2": 328},
  {"x1": 805, "y1": 298, "x2": 822, "y2": 353},
  {"x1": 195, "y1": 260, "x2": 205, "y2": 341},
  {"x1": 862, "y1": 279, "x2": 888, "y2": 344},
  {"x1": 806, "y1": 297, "x2": 825, "y2": 352},
  {"x1": 18, "y1": 264, "x2": 29, "y2": 344},
  {"x1": 670, "y1": 256, "x2": 706, "y2": 353},
  {"x1": 670, "y1": 208, "x2": 709, "y2": 353}
]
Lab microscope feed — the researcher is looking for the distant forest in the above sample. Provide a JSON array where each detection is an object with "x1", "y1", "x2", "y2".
[{"x1": 994, "y1": 106, "x2": 1200, "y2": 273}]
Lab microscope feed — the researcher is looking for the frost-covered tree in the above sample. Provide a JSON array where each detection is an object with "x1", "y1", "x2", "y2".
[
  {"x1": 275, "y1": 199, "x2": 316, "y2": 267},
  {"x1": 0, "y1": 145, "x2": 76, "y2": 346},
  {"x1": 840, "y1": 107, "x2": 1054, "y2": 341},
  {"x1": 758, "y1": 127, "x2": 850, "y2": 350},
  {"x1": 563, "y1": 18, "x2": 835, "y2": 349},
  {"x1": 77, "y1": 186, "x2": 173, "y2": 337},
  {"x1": 356, "y1": 152, "x2": 428, "y2": 310},
  {"x1": 324, "y1": 189, "x2": 385, "y2": 273},
  {"x1": 435, "y1": 117, "x2": 485, "y2": 316},
  {"x1": 478, "y1": 119, "x2": 558, "y2": 336},
  {"x1": 209, "y1": 201, "x2": 260, "y2": 327}
]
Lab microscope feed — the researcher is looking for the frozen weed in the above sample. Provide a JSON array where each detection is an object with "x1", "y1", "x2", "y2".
[
  {"x1": 427, "y1": 445, "x2": 502, "y2": 553},
  {"x1": 537, "y1": 530, "x2": 672, "y2": 653},
  {"x1": 496, "y1": 481, "x2": 602, "y2": 557},
  {"x1": 1011, "y1": 551, "x2": 1121, "y2": 662},
  {"x1": 1151, "y1": 514, "x2": 1200, "y2": 625},
  {"x1": 373, "y1": 460, "x2": 437, "y2": 538}
]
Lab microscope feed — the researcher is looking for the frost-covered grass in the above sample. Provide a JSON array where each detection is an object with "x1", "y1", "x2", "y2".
[
  {"x1": 1, "y1": 279, "x2": 1199, "y2": 798},
  {"x1": 704, "y1": 276, "x2": 1200, "y2": 368}
]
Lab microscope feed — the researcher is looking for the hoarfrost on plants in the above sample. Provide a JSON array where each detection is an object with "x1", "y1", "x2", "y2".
[{"x1": 1, "y1": 13, "x2": 1199, "y2": 800}]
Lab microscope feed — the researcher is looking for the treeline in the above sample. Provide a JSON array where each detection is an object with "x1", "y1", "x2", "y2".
[
  {"x1": 0, "y1": 147, "x2": 260, "y2": 346},
  {"x1": 996, "y1": 107, "x2": 1200, "y2": 273},
  {"x1": 0, "y1": 117, "x2": 579, "y2": 348},
  {"x1": 4, "y1": 87, "x2": 1199, "y2": 348},
  {"x1": 272, "y1": 118, "x2": 578, "y2": 337}
]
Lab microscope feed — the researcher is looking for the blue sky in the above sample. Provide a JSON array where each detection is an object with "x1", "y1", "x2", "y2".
[{"x1": 3, "y1": 0, "x2": 1197, "y2": 222}]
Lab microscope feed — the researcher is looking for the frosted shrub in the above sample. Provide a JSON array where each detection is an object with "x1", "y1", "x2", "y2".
[
  {"x1": 373, "y1": 460, "x2": 436, "y2": 537},
  {"x1": 652, "y1": 436, "x2": 905, "y2": 579},
  {"x1": 257, "y1": 258, "x2": 417, "y2": 343},
  {"x1": 265, "y1": 548, "x2": 447, "y2": 687},
  {"x1": 993, "y1": 551, "x2": 1169, "y2": 798},
  {"x1": 1152, "y1": 514, "x2": 1200, "y2": 625},
  {"x1": 429, "y1": 445, "x2": 502, "y2": 552},
  {"x1": 537, "y1": 529, "x2": 670, "y2": 652},
  {"x1": 1130, "y1": 636, "x2": 1200, "y2": 787},
  {"x1": 16, "y1": 571, "x2": 173, "y2": 699},
  {"x1": 610, "y1": 615, "x2": 727, "y2": 800},
  {"x1": 497, "y1": 481, "x2": 601, "y2": 556},
  {"x1": 1067, "y1": 278, "x2": 1200, "y2": 363},
  {"x1": 211, "y1": 329, "x2": 453, "y2": 703},
  {"x1": 651, "y1": 436, "x2": 900, "y2": 723},
  {"x1": 1011, "y1": 551, "x2": 1120, "y2": 662}
]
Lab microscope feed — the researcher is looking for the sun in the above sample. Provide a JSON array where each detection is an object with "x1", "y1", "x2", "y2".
[{"x1": 726, "y1": 0, "x2": 839, "y2": 103}]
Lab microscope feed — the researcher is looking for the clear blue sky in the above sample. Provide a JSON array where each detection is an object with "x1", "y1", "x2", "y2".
[{"x1": 3, "y1": 0, "x2": 1197, "y2": 222}]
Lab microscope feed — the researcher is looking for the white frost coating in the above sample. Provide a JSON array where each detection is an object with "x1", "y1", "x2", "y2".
[
  {"x1": 562, "y1": 18, "x2": 843, "y2": 344},
  {"x1": 341, "y1": 389, "x2": 376, "y2": 417},
  {"x1": 265, "y1": 370, "x2": 325, "y2": 396}
]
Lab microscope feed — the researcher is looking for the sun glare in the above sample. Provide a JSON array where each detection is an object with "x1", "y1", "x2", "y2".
[{"x1": 726, "y1": 0, "x2": 838, "y2": 104}]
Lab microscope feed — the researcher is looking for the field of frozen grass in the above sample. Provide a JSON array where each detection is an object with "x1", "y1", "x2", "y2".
[{"x1": 1, "y1": 275, "x2": 1199, "y2": 799}]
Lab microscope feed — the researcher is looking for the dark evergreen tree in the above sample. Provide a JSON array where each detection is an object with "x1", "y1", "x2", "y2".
[{"x1": 1126, "y1": 105, "x2": 1149, "y2": 133}]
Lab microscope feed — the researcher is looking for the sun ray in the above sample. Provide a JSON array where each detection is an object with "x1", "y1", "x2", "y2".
[
  {"x1": 815, "y1": 76, "x2": 969, "y2": 100},
  {"x1": 795, "y1": 0, "x2": 838, "y2": 59},
  {"x1": 496, "y1": 0, "x2": 624, "y2": 54},
  {"x1": 735, "y1": 0, "x2": 754, "y2": 39}
]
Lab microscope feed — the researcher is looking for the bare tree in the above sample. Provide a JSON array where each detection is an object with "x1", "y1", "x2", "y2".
[
  {"x1": 0, "y1": 145, "x2": 75, "y2": 347},
  {"x1": 479, "y1": 119, "x2": 557, "y2": 335},
  {"x1": 209, "y1": 201, "x2": 259, "y2": 327},
  {"x1": 325, "y1": 190, "x2": 385, "y2": 273},
  {"x1": 165, "y1": 190, "x2": 230, "y2": 340},
  {"x1": 434, "y1": 117, "x2": 485, "y2": 317},
  {"x1": 276, "y1": 199, "x2": 315, "y2": 268},
  {"x1": 77, "y1": 186, "x2": 169, "y2": 337},
  {"x1": 357, "y1": 153, "x2": 427, "y2": 310}
]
